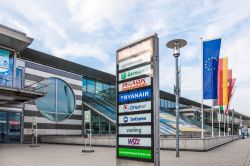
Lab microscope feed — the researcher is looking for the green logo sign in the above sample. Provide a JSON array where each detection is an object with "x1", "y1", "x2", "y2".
[
  {"x1": 118, "y1": 148, "x2": 152, "y2": 159},
  {"x1": 119, "y1": 65, "x2": 151, "y2": 81},
  {"x1": 121, "y1": 73, "x2": 127, "y2": 80}
]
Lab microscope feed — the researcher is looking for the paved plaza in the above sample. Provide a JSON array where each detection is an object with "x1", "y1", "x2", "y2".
[{"x1": 1, "y1": 138, "x2": 250, "y2": 166}]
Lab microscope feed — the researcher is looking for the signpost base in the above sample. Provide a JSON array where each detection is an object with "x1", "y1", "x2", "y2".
[
  {"x1": 82, "y1": 149, "x2": 94, "y2": 153},
  {"x1": 30, "y1": 144, "x2": 39, "y2": 147},
  {"x1": 117, "y1": 159, "x2": 154, "y2": 166}
]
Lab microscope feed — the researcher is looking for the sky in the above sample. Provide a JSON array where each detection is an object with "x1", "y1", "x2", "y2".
[{"x1": 0, "y1": 0, "x2": 250, "y2": 116}]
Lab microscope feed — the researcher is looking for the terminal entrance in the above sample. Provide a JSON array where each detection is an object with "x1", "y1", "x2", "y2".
[{"x1": 0, "y1": 111, "x2": 21, "y2": 143}]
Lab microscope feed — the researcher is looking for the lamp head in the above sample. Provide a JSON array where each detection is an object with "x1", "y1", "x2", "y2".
[{"x1": 166, "y1": 39, "x2": 187, "y2": 57}]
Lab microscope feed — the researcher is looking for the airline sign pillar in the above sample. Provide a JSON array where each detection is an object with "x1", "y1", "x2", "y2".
[{"x1": 116, "y1": 34, "x2": 160, "y2": 166}]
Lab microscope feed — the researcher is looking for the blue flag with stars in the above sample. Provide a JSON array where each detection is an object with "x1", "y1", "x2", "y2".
[{"x1": 203, "y1": 38, "x2": 221, "y2": 99}]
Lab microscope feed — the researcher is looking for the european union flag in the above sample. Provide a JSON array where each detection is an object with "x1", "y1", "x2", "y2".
[{"x1": 203, "y1": 38, "x2": 221, "y2": 99}]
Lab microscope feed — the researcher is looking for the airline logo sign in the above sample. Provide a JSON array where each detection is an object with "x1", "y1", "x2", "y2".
[
  {"x1": 119, "y1": 126, "x2": 151, "y2": 135},
  {"x1": 119, "y1": 137, "x2": 151, "y2": 147},
  {"x1": 119, "y1": 88, "x2": 151, "y2": 103},
  {"x1": 119, "y1": 65, "x2": 151, "y2": 81},
  {"x1": 119, "y1": 113, "x2": 151, "y2": 124},
  {"x1": 119, "y1": 77, "x2": 151, "y2": 92},
  {"x1": 119, "y1": 101, "x2": 151, "y2": 113},
  {"x1": 119, "y1": 52, "x2": 152, "y2": 71}
]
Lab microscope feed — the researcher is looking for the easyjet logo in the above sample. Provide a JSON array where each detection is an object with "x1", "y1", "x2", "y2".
[
  {"x1": 119, "y1": 77, "x2": 151, "y2": 91},
  {"x1": 128, "y1": 138, "x2": 140, "y2": 145}
]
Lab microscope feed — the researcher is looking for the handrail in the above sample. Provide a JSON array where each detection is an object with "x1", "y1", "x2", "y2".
[{"x1": 0, "y1": 72, "x2": 48, "y2": 94}]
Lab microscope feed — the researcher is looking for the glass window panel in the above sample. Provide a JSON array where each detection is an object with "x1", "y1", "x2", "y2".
[
  {"x1": 110, "y1": 85, "x2": 115, "y2": 97},
  {"x1": 164, "y1": 100, "x2": 168, "y2": 108},
  {"x1": 36, "y1": 77, "x2": 75, "y2": 122},
  {"x1": 36, "y1": 78, "x2": 56, "y2": 121},
  {"x1": 82, "y1": 77, "x2": 87, "y2": 94},
  {"x1": 100, "y1": 116, "x2": 109, "y2": 134},
  {"x1": 162, "y1": 99, "x2": 165, "y2": 107},
  {"x1": 87, "y1": 79, "x2": 95, "y2": 94},
  {"x1": 56, "y1": 79, "x2": 75, "y2": 119},
  {"x1": 96, "y1": 81, "x2": 103, "y2": 95},
  {"x1": 16, "y1": 68, "x2": 23, "y2": 88},
  {"x1": 103, "y1": 83, "x2": 111, "y2": 95},
  {"x1": 110, "y1": 123, "x2": 116, "y2": 134},
  {"x1": 91, "y1": 111, "x2": 100, "y2": 134}
]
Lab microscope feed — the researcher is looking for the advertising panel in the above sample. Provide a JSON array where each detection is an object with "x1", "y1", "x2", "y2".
[
  {"x1": 119, "y1": 52, "x2": 152, "y2": 71},
  {"x1": 119, "y1": 77, "x2": 151, "y2": 92},
  {"x1": 118, "y1": 88, "x2": 151, "y2": 103},
  {"x1": 118, "y1": 101, "x2": 151, "y2": 113},
  {"x1": 116, "y1": 35, "x2": 159, "y2": 163},
  {"x1": 118, "y1": 39, "x2": 153, "y2": 61},
  {"x1": 119, "y1": 64, "x2": 151, "y2": 81},
  {"x1": 119, "y1": 113, "x2": 151, "y2": 124},
  {"x1": 118, "y1": 148, "x2": 152, "y2": 159},
  {"x1": 0, "y1": 49, "x2": 10, "y2": 72},
  {"x1": 119, "y1": 137, "x2": 151, "y2": 147},
  {"x1": 119, "y1": 125, "x2": 151, "y2": 135}
]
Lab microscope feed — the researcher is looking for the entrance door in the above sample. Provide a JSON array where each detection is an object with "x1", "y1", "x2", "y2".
[
  {"x1": 0, "y1": 112, "x2": 21, "y2": 143},
  {"x1": 8, "y1": 112, "x2": 21, "y2": 143},
  {"x1": 0, "y1": 112, "x2": 7, "y2": 143}
]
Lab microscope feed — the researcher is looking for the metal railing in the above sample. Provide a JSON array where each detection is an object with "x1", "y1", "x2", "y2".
[{"x1": 0, "y1": 71, "x2": 48, "y2": 94}]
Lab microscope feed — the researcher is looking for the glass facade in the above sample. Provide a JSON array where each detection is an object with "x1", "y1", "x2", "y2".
[
  {"x1": 82, "y1": 76, "x2": 116, "y2": 134},
  {"x1": 36, "y1": 77, "x2": 75, "y2": 122},
  {"x1": 82, "y1": 76, "x2": 193, "y2": 135},
  {"x1": 82, "y1": 76, "x2": 115, "y2": 96},
  {"x1": 88, "y1": 111, "x2": 115, "y2": 135},
  {"x1": 160, "y1": 98, "x2": 184, "y2": 109}
]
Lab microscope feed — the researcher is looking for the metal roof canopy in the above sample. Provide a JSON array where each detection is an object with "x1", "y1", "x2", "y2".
[
  {"x1": 0, "y1": 24, "x2": 33, "y2": 51},
  {"x1": 0, "y1": 86, "x2": 44, "y2": 104}
]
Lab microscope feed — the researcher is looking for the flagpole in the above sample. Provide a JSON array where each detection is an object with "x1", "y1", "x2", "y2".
[
  {"x1": 223, "y1": 108, "x2": 226, "y2": 137},
  {"x1": 230, "y1": 87, "x2": 236, "y2": 135},
  {"x1": 212, "y1": 106, "x2": 214, "y2": 138},
  {"x1": 227, "y1": 86, "x2": 236, "y2": 135},
  {"x1": 218, "y1": 109, "x2": 221, "y2": 137},
  {"x1": 232, "y1": 109, "x2": 234, "y2": 135},
  {"x1": 200, "y1": 37, "x2": 204, "y2": 139}
]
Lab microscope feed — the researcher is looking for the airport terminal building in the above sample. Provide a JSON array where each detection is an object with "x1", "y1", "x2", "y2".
[{"x1": 0, "y1": 25, "x2": 249, "y2": 144}]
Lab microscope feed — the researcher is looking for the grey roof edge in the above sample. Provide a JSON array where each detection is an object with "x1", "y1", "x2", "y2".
[{"x1": 20, "y1": 48, "x2": 116, "y2": 83}]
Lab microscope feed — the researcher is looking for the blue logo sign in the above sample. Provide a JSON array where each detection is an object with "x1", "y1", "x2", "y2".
[
  {"x1": 123, "y1": 116, "x2": 128, "y2": 123},
  {"x1": 119, "y1": 88, "x2": 151, "y2": 103}
]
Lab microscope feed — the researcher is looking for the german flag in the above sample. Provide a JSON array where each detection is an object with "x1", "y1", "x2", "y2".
[{"x1": 218, "y1": 57, "x2": 229, "y2": 113}]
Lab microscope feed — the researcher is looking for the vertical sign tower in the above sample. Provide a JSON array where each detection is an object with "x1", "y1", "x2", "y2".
[{"x1": 116, "y1": 34, "x2": 160, "y2": 165}]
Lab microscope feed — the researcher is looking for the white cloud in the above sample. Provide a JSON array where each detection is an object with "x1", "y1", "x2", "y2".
[
  {"x1": 182, "y1": 46, "x2": 199, "y2": 61},
  {"x1": 51, "y1": 42, "x2": 110, "y2": 63},
  {"x1": 67, "y1": 0, "x2": 138, "y2": 33}
]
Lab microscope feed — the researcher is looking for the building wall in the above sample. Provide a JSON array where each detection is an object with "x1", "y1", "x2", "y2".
[{"x1": 22, "y1": 60, "x2": 83, "y2": 143}]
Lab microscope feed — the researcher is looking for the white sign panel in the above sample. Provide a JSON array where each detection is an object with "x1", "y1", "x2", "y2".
[
  {"x1": 119, "y1": 137, "x2": 151, "y2": 147},
  {"x1": 119, "y1": 126, "x2": 151, "y2": 135},
  {"x1": 119, "y1": 52, "x2": 152, "y2": 71},
  {"x1": 118, "y1": 39, "x2": 153, "y2": 61},
  {"x1": 119, "y1": 101, "x2": 151, "y2": 113},
  {"x1": 119, "y1": 65, "x2": 152, "y2": 81},
  {"x1": 119, "y1": 113, "x2": 151, "y2": 124},
  {"x1": 84, "y1": 110, "x2": 91, "y2": 123},
  {"x1": 119, "y1": 77, "x2": 151, "y2": 92}
]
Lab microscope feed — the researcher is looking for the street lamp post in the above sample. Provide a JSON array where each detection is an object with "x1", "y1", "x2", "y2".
[{"x1": 167, "y1": 39, "x2": 187, "y2": 158}]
